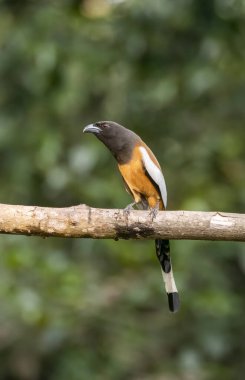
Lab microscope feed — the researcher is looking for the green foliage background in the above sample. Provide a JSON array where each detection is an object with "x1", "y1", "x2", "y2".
[{"x1": 0, "y1": 0, "x2": 244, "y2": 379}]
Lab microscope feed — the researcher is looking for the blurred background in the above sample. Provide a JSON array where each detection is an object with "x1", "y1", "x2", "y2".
[{"x1": 0, "y1": 0, "x2": 244, "y2": 379}]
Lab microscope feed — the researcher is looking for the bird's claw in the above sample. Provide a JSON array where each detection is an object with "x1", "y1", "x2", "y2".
[
  {"x1": 123, "y1": 202, "x2": 136, "y2": 217},
  {"x1": 149, "y1": 202, "x2": 160, "y2": 221},
  {"x1": 149, "y1": 207, "x2": 158, "y2": 221}
]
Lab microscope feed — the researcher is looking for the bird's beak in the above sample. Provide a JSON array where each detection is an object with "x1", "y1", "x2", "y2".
[{"x1": 83, "y1": 124, "x2": 101, "y2": 134}]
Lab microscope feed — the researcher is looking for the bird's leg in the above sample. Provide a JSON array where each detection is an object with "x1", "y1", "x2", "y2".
[
  {"x1": 148, "y1": 200, "x2": 160, "y2": 221},
  {"x1": 123, "y1": 201, "x2": 141, "y2": 216},
  {"x1": 124, "y1": 202, "x2": 136, "y2": 213}
]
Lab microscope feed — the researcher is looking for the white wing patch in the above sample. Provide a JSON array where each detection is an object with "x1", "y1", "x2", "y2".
[{"x1": 139, "y1": 146, "x2": 167, "y2": 208}]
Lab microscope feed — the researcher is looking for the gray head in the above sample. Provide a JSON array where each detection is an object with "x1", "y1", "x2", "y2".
[{"x1": 83, "y1": 121, "x2": 141, "y2": 164}]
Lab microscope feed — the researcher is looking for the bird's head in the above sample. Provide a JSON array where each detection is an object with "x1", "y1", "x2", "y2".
[
  {"x1": 83, "y1": 121, "x2": 139, "y2": 163},
  {"x1": 83, "y1": 121, "x2": 119, "y2": 139}
]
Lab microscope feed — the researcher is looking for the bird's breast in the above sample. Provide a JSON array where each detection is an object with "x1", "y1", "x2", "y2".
[{"x1": 118, "y1": 145, "x2": 163, "y2": 208}]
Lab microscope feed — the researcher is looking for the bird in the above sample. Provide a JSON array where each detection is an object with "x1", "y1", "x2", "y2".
[{"x1": 83, "y1": 121, "x2": 180, "y2": 312}]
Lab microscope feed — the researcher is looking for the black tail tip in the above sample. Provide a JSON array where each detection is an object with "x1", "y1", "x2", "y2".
[{"x1": 167, "y1": 292, "x2": 180, "y2": 313}]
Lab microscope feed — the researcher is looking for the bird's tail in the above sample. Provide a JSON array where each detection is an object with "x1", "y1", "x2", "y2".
[{"x1": 155, "y1": 239, "x2": 180, "y2": 312}]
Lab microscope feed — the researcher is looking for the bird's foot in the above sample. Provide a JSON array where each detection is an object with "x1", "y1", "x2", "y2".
[
  {"x1": 148, "y1": 202, "x2": 160, "y2": 221},
  {"x1": 123, "y1": 202, "x2": 137, "y2": 217}
]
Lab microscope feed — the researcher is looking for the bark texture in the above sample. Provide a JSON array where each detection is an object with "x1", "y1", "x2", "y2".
[{"x1": 0, "y1": 203, "x2": 244, "y2": 241}]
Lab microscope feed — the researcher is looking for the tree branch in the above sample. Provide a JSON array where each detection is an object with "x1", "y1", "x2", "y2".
[{"x1": 0, "y1": 203, "x2": 244, "y2": 241}]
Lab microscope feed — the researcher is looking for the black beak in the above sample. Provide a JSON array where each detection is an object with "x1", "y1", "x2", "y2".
[{"x1": 83, "y1": 124, "x2": 101, "y2": 134}]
